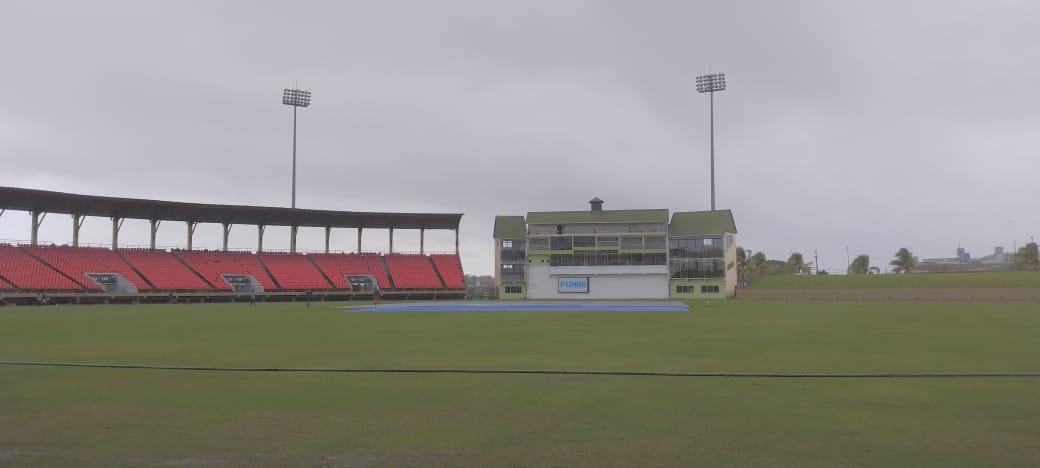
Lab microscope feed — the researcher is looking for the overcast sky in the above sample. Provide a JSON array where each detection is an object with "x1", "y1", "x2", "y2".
[{"x1": 2, "y1": 1, "x2": 1038, "y2": 274}]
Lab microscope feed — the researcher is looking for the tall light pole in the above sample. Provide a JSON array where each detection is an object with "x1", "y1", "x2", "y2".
[
  {"x1": 696, "y1": 72, "x2": 726, "y2": 211},
  {"x1": 282, "y1": 88, "x2": 312, "y2": 209}
]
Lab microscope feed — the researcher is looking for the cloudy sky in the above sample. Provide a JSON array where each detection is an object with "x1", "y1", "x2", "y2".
[{"x1": 2, "y1": 0, "x2": 1038, "y2": 274}]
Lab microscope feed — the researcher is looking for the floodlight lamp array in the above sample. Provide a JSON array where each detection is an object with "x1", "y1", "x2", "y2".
[
  {"x1": 282, "y1": 88, "x2": 312, "y2": 107},
  {"x1": 696, "y1": 73, "x2": 726, "y2": 93}
]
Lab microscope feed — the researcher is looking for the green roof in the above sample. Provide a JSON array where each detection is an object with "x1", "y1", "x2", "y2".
[
  {"x1": 526, "y1": 209, "x2": 669, "y2": 225},
  {"x1": 493, "y1": 216, "x2": 526, "y2": 238},
  {"x1": 669, "y1": 210, "x2": 737, "y2": 236}
]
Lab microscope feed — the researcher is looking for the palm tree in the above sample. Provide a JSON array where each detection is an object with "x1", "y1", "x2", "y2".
[
  {"x1": 890, "y1": 248, "x2": 917, "y2": 274},
  {"x1": 849, "y1": 255, "x2": 870, "y2": 275},
  {"x1": 1014, "y1": 242, "x2": 1039, "y2": 270},
  {"x1": 786, "y1": 252, "x2": 805, "y2": 274}
]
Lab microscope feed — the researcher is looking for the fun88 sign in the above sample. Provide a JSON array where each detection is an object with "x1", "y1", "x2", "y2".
[{"x1": 558, "y1": 277, "x2": 589, "y2": 293}]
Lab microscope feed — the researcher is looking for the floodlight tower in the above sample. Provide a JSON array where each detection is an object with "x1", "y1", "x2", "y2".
[
  {"x1": 696, "y1": 72, "x2": 726, "y2": 211},
  {"x1": 282, "y1": 88, "x2": 312, "y2": 209}
]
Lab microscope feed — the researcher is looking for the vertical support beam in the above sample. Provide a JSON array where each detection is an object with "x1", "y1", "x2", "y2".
[
  {"x1": 290, "y1": 225, "x2": 299, "y2": 254},
  {"x1": 149, "y1": 219, "x2": 161, "y2": 249},
  {"x1": 324, "y1": 226, "x2": 332, "y2": 254},
  {"x1": 454, "y1": 229, "x2": 460, "y2": 255},
  {"x1": 222, "y1": 223, "x2": 232, "y2": 252},
  {"x1": 72, "y1": 214, "x2": 84, "y2": 247},
  {"x1": 186, "y1": 221, "x2": 197, "y2": 250},
  {"x1": 388, "y1": 227, "x2": 394, "y2": 254},
  {"x1": 30, "y1": 211, "x2": 43, "y2": 245},
  {"x1": 357, "y1": 227, "x2": 363, "y2": 253},
  {"x1": 257, "y1": 225, "x2": 266, "y2": 252},
  {"x1": 420, "y1": 228, "x2": 425, "y2": 255},
  {"x1": 111, "y1": 217, "x2": 122, "y2": 250}
]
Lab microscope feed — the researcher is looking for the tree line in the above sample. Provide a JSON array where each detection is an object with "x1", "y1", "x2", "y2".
[{"x1": 736, "y1": 242, "x2": 1039, "y2": 282}]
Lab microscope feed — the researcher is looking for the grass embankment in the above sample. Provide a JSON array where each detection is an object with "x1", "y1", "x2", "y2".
[{"x1": 748, "y1": 270, "x2": 1040, "y2": 289}]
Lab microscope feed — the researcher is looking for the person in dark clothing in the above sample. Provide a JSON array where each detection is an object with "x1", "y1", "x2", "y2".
[
  {"x1": 250, "y1": 286, "x2": 257, "y2": 306},
  {"x1": 305, "y1": 290, "x2": 313, "y2": 308}
]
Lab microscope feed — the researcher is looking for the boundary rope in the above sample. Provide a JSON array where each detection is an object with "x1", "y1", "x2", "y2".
[{"x1": 2, "y1": 361, "x2": 1038, "y2": 378}]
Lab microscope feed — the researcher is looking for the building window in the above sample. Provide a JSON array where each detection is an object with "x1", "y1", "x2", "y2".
[
  {"x1": 550, "y1": 236, "x2": 573, "y2": 250},
  {"x1": 621, "y1": 237, "x2": 643, "y2": 249},
  {"x1": 502, "y1": 240, "x2": 513, "y2": 248},
  {"x1": 550, "y1": 252, "x2": 666, "y2": 267},
  {"x1": 501, "y1": 263, "x2": 526, "y2": 282},
  {"x1": 644, "y1": 236, "x2": 666, "y2": 249},
  {"x1": 676, "y1": 285, "x2": 695, "y2": 294},
  {"x1": 528, "y1": 237, "x2": 549, "y2": 251},
  {"x1": 504, "y1": 285, "x2": 523, "y2": 294},
  {"x1": 573, "y1": 236, "x2": 595, "y2": 248},
  {"x1": 701, "y1": 285, "x2": 720, "y2": 294}
]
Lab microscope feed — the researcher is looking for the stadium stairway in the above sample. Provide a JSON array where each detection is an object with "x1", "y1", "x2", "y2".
[
  {"x1": 369, "y1": 255, "x2": 395, "y2": 290},
  {"x1": 305, "y1": 255, "x2": 337, "y2": 288},
  {"x1": 169, "y1": 252, "x2": 217, "y2": 289},
  {"x1": 24, "y1": 245, "x2": 151, "y2": 291},
  {"x1": 253, "y1": 254, "x2": 284, "y2": 290},
  {"x1": 427, "y1": 256, "x2": 449, "y2": 289},
  {"x1": 256, "y1": 253, "x2": 331, "y2": 290},
  {"x1": 9, "y1": 245, "x2": 87, "y2": 290},
  {"x1": 114, "y1": 250, "x2": 157, "y2": 290},
  {"x1": 430, "y1": 254, "x2": 466, "y2": 289},
  {"x1": 118, "y1": 249, "x2": 214, "y2": 291}
]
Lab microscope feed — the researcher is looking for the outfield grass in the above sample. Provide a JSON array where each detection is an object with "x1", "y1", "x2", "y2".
[
  {"x1": 1, "y1": 300, "x2": 1038, "y2": 466},
  {"x1": 747, "y1": 270, "x2": 1040, "y2": 289}
]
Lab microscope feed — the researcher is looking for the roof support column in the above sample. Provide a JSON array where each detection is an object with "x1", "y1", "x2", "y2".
[
  {"x1": 222, "y1": 223, "x2": 232, "y2": 252},
  {"x1": 186, "y1": 221, "x2": 198, "y2": 251},
  {"x1": 420, "y1": 228, "x2": 425, "y2": 255},
  {"x1": 290, "y1": 225, "x2": 299, "y2": 254},
  {"x1": 388, "y1": 227, "x2": 394, "y2": 254},
  {"x1": 111, "y1": 217, "x2": 124, "y2": 250},
  {"x1": 72, "y1": 213, "x2": 85, "y2": 247},
  {"x1": 257, "y1": 225, "x2": 266, "y2": 252},
  {"x1": 149, "y1": 219, "x2": 161, "y2": 250},
  {"x1": 454, "y1": 228, "x2": 459, "y2": 255},
  {"x1": 324, "y1": 226, "x2": 331, "y2": 254},
  {"x1": 30, "y1": 211, "x2": 45, "y2": 246},
  {"x1": 357, "y1": 227, "x2": 362, "y2": 253}
]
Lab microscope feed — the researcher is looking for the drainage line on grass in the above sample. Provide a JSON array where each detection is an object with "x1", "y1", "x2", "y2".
[{"x1": 1, "y1": 361, "x2": 1038, "y2": 379}]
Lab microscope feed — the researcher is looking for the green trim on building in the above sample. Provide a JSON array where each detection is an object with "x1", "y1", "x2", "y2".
[
  {"x1": 498, "y1": 282, "x2": 527, "y2": 299},
  {"x1": 669, "y1": 278, "x2": 727, "y2": 299},
  {"x1": 669, "y1": 210, "x2": 737, "y2": 236},
  {"x1": 493, "y1": 216, "x2": 526, "y2": 239},
  {"x1": 527, "y1": 209, "x2": 669, "y2": 225}
]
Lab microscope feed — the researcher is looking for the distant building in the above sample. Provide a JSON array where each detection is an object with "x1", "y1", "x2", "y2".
[{"x1": 918, "y1": 246, "x2": 1013, "y2": 272}]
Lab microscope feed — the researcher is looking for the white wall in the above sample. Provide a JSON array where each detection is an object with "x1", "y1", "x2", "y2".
[{"x1": 527, "y1": 265, "x2": 669, "y2": 299}]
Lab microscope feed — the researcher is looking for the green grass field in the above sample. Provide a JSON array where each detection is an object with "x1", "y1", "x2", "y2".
[
  {"x1": 2, "y1": 300, "x2": 1038, "y2": 466},
  {"x1": 747, "y1": 270, "x2": 1040, "y2": 289}
]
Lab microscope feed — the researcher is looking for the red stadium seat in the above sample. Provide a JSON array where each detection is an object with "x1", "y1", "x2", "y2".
[
  {"x1": 309, "y1": 253, "x2": 391, "y2": 289},
  {"x1": 119, "y1": 248, "x2": 213, "y2": 290},
  {"x1": 385, "y1": 254, "x2": 442, "y2": 289},
  {"x1": 431, "y1": 254, "x2": 466, "y2": 289},
  {"x1": 24, "y1": 245, "x2": 149, "y2": 291},
  {"x1": 172, "y1": 250, "x2": 277, "y2": 290},
  {"x1": 0, "y1": 244, "x2": 82, "y2": 290},
  {"x1": 257, "y1": 253, "x2": 332, "y2": 289}
]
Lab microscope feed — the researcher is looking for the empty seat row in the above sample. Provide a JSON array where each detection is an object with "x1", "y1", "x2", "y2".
[
  {"x1": 25, "y1": 245, "x2": 149, "y2": 291},
  {"x1": 118, "y1": 249, "x2": 212, "y2": 290},
  {"x1": 431, "y1": 254, "x2": 466, "y2": 289},
  {"x1": 1, "y1": 245, "x2": 464, "y2": 292},
  {"x1": 0, "y1": 244, "x2": 84, "y2": 290},
  {"x1": 172, "y1": 250, "x2": 278, "y2": 290},
  {"x1": 258, "y1": 253, "x2": 332, "y2": 289},
  {"x1": 385, "y1": 254, "x2": 442, "y2": 289}
]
